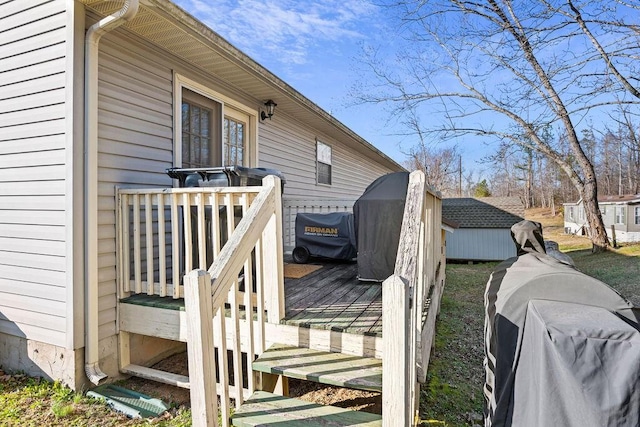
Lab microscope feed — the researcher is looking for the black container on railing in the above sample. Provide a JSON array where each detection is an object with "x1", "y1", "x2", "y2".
[
  {"x1": 166, "y1": 166, "x2": 286, "y2": 193},
  {"x1": 166, "y1": 166, "x2": 286, "y2": 271}
]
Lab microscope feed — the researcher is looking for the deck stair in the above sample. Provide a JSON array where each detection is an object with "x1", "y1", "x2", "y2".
[{"x1": 231, "y1": 343, "x2": 383, "y2": 426}]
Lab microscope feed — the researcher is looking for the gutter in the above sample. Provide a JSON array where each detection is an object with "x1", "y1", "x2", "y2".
[{"x1": 84, "y1": 0, "x2": 140, "y2": 385}]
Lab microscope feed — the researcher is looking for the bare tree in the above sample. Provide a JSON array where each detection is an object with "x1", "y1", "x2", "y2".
[
  {"x1": 355, "y1": 1, "x2": 640, "y2": 251},
  {"x1": 405, "y1": 143, "x2": 461, "y2": 196}
]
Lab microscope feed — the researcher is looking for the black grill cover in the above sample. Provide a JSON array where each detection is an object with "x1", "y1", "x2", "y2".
[
  {"x1": 483, "y1": 220, "x2": 640, "y2": 427},
  {"x1": 295, "y1": 212, "x2": 356, "y2": 261},
  {"x1": 353, "y1": 172, "x2": 409, "y2": 281}
]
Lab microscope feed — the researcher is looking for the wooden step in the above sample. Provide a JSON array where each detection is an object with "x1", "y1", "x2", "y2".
[
  {"x1": 252, "y1": 343, "x2": 382, "y2": 392},
  {"x1": 231, "y1": 391, "x2": 382, "y2": 426}
]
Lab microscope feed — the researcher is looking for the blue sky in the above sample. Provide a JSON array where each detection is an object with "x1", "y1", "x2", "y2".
[{"x1": 172, "y1": 0, "x2": 491, "y2": 174}]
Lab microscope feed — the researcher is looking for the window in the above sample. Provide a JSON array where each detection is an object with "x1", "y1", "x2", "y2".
[
  {"x1": 175, "y1": 75, "x2": 255, "y2": 170},
  {"x1": 181, "y1": 89, "x2": 221, "y2": 168},
  {"x1": 568, "y1": 207, "x2": 574, "y2": 221},
  {"x1": 635, "y1": 206, "x2": 640, "y2": 225},
  {"x1": 578, "y1": 207, "x2": 585, "y2": 221},
  {"x1": 615, "y1": 206, "x2": 625, "y2": 224},
  {"x1": 316, "y1": 140, "x2": 332, "y2": 185},
  {"x1": 223, "y1": 115, "x2": 246, "y2": 166},
  {"x1": 601, "y1": 206, "x2": 607, "y2": 216}
]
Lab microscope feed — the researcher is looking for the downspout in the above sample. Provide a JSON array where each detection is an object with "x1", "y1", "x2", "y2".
[{"x1": 84, "y1": 0, "x2": 139, "y2": 385}]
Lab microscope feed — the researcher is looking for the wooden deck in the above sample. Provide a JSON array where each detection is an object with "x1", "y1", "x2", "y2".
[
  {"x1": 120, "y1": 260, "x2": 383, "y2": 337},
  {"x1": 283, "y1": 261, "x2": 383, "y2": 337}
]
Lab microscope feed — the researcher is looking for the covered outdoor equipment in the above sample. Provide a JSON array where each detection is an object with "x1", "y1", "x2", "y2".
[
  {"x1": 292, "y1": 212, "x2": 356, "y2": 263},
  {"x1": 483, "y1": 220, "x2": 640, "y2": 427},
  {"x1": 353, "y1": 172, "x2": 409, "y2": 282}
]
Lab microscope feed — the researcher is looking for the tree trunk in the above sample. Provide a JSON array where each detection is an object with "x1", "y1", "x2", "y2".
[{"x1": 581, "y1": 177, "x2": 608, "y2": 252}]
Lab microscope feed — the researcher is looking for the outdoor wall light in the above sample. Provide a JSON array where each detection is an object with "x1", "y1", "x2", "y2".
[{"x1": 260, "y1": 100, "x2": 277, "y2": 121}]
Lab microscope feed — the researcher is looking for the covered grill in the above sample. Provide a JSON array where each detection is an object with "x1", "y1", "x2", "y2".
[
  {"x1": 353, "y1": 172, "x2": 409, "y2": 282},
  {"x1": 484, "y1": 220, "x2": 640, "y2": 427}
]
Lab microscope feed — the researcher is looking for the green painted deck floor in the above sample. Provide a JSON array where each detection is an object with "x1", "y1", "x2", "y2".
[{"x1": 283, "y1": 261, "x2": 383, "y2": 337}]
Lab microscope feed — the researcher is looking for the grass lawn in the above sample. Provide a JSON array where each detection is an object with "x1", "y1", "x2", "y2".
[{"x1": 2, "y1": 208, "x2": 638, "y2": 426}]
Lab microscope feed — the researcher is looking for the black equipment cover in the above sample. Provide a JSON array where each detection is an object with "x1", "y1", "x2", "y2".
[
  {"x1": 353, "y1": 172, "x2": 409, "y2": 281},
  {"x1": 294, "y1": 212, "x2": 356, "y2": 261}
]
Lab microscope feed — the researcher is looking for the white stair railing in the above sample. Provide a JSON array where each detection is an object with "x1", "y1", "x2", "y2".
[
  {"x1": 382, "y1": 170, "x2": 444, "y2": 426},
  {"x1": 183, "y1": 175, "x2": 284, "y2": 427}
]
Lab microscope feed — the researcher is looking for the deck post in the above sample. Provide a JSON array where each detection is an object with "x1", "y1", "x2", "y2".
[
  {"x1": 184, "y1": 269, "x2": 218, "y2": 427},
  {"x1": 382, "y1": 274, "x2": 412, "y2": 427},
  {"x1": 262, "y1": 176, "x2": 285, "y2": 323}
]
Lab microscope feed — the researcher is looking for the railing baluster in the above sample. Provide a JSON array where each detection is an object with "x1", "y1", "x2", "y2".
[
  {"x1": 211, "y1": 192, "x2": 221, "y2": 258},
  {"x1": 145, "y1": 193, "x2": 154, "y2": 295},
  {"x1": 229, "y1": 280, "x2": 244, "y2": 407},
  {"x1": 121, "y1": 193, "x2": 131, "y2": 294},
  {"x1": 254, "y1": 236, "x2": 266, "y2": 391},
  {"x1": 183, "y1": 193, "x2": 193, "y2": 274},
  {"x1": 158, "y1": 193, "x2": 167, "y2": 297},
  {"x1": 133, "y1": 195, "x2": 142, "y2": 294},
  {"x1": 171, "y1": 193, "x2": 180, "y2": 299},
  {"x1": 225, "y1": 192, "x2": 235, "y2": 245},
  {"x1": 197, "y1": 192, "x2": 206, "y2": 270},
  {"x1": 215, "y1": 306, "x2": 231, "y2": 427},
  {"x1": 240, "y1": 193, "x2": 255, "y2": 393}
]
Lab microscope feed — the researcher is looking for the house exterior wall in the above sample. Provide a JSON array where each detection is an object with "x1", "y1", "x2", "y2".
[
  {"x1": 92, "y1": 22, "x2": 398, "y2": 373},
  {"x1": 259, "y1": 118, "x2": 393, "y2": 199},
  {"x1": 564, "y1": 202, "x2": 640, "y2": 242},
  {"x1": 0, "y1": 1, "x2": 73, "y2": 348},
  {"x1": 630, "y1": 205, "x2": 640, "y2": 233},
  {"x1": 445, "y1": 229, "x2": 516, "y2": 261}
]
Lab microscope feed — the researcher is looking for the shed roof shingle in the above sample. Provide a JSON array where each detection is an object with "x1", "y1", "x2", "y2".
[{"x1": 442, "y1": 197, "x2": 525, "y2": 229}]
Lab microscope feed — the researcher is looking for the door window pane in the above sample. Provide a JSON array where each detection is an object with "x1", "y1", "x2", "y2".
[
  {"x1": 181, "y1": 89, "x2": 221, "y2": 168},
  {"x1": 223, "y1": 117, "x2": 245, "y2": 166}
]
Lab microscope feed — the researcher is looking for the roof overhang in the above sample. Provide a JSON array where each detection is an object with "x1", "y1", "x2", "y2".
[{"x1": 78, "y1": 0, "x2": 404, "y2": 172}]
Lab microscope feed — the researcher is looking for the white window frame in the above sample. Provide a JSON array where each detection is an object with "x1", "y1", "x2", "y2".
[
  {"x1": 568, "y1": 206, "x2": 574, "y2": 221},
  {"x1": 173, "y1": 73, "x2": 258, "y2": 170},
  {"x1": 635, "y1": 206, "x2": 640, "y2": 225},
  {"x1": 316, "y1": 139, "x2": 332, "y2": 186},
  {"x1": 615, "y1": 206, "x2": 625, "y2": 224}
]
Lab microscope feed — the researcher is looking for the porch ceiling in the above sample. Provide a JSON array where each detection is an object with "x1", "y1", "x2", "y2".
[{"x1": 79, "y1": 0, "x2": 403, "y2": 172}]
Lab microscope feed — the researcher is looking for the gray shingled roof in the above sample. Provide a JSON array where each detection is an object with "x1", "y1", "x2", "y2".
[{"x1": 442, "y1": 197, "x2": 525, "y2": 228}]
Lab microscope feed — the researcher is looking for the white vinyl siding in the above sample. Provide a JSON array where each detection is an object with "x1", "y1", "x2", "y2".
[
  {"x1": 0, "y1": 1, "x2": 68, "y2": 346},
  {"x1": 259, "y1": 118, "x2": 394, "y2": 200},
  {"x1": 96, "y1": 34, "x2": 174, "y2": 339},
  {"x1": 445, "y1": 229, "x2": 516, "y2": 261}
]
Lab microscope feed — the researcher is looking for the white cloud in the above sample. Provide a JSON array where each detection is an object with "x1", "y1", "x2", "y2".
[{"x1": 174, "y1": 0, "x2": 378, "y2": 66}]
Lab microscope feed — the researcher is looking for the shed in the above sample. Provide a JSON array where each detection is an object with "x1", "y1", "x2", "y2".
[{"x1": 442, "y1": 197, "x2": 524, "y2": 261}]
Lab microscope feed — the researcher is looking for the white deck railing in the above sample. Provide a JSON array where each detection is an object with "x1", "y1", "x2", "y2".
[
  {"x1": 184, "y1": 175, "x2": 284, "y2": 426},
  {"x1": 118, "y1": 172, "x2": 445, "y2": 427},
  {"x1": 116, "y1": 184, "x2": 265, "y2": 299},
  {"x1": 283, "y1": 198, "x2": 356, "y2": 252},
  {"x1": 382, "y1": 170, "x2": 445, "y2": 426}
]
